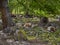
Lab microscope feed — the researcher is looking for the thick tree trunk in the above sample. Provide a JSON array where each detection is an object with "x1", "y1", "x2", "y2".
[{"x1": 0, "y1": 0, "x2": 14, "y2": 29}]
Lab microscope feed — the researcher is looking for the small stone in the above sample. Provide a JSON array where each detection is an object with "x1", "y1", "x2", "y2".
[{"x1": 6, "y1": 39, "x2": 14, "y2": 43}]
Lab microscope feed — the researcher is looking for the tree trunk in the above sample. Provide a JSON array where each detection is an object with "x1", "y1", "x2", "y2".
[{"x1": 0, "y1": 0, "x2": 14, "y2": 29}]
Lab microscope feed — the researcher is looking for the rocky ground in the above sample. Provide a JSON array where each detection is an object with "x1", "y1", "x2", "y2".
[
  {"x1": 0, "y1": 30, "x2": 48, "y2": 45},
  {"x1": 0, "y1": 16, "x2": 60, "y2": 45}
]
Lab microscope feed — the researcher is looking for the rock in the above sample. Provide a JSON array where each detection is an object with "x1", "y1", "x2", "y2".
[
  {"x1": 3, "y1": 27, "x2": 16, "y2": 35},
  {"x1": 14, "y1": 30, "x2": 20, "y2": 41},
  {"x1": 0, "y1": 20, "x2": 3, "y2": 30},
  {"x1": 24, "y1": 22, "x2": 32, "y2": 28},
  {"x1": 13, "y1": 41, "x2": 20, "y2": 45},
  {"x1": 0, "y1": 32, "x2": 8, "y2": 39},
  {"x1": 0, "y1": 20, "x2": 2, "y2": 23},
  {"x1": 16, "y1": 23, "x2": 23, "y2": 29},
  {"x1": 14, "y1": 30, "x2": 20, "y2": 37},
  {"x1": 21, "y1": 41, "x2": 30, "y2": 45},
  {"x1": 0, "y1": 30, "x2": 3, "y2": 33},
  {"x1": 6, "y1": 39, "x2": 14, "y2": 43},
  {"x1": 31, "y1": 24, "x2": 38, "y2": 28},
  {"x1": 47, "y1": 26, "x2": 56, "y2": 32},
  {"x1": 6, "y1": 39, "x2": 15, "y2": 45},
  {"x1": 32, "y1": 17, "x2": 39, "y2": 21}
]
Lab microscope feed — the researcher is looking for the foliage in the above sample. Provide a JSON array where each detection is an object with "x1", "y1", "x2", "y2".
[{"x1": 8, "y1": 0, "x2": 60, "y2": 17}]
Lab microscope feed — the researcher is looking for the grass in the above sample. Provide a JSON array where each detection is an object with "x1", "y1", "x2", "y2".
[
  {"x1": 14, "y1": 17, "x2": 60, "y2": 45},
  {"x1": 17, "y1": 27, "x2": 60, "y2": 45},
  {"x1": 18, "y1": 30, "x2": 36, "y2": 41}
]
